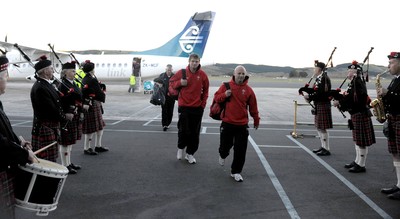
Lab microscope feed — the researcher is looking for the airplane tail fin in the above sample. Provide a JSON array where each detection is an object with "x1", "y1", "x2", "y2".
[{"x1": 133, "y1": 11, "x2": 216, "y2": 58}]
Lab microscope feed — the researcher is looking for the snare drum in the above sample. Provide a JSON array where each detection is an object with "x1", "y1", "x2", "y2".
[{"x1": 14, "y1": 158, "x2": 68, "y2": 216}]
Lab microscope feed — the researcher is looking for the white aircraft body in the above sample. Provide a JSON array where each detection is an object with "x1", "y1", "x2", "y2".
[{"x1": 0, "y1": 11, "x2": 216, "y2": 81}]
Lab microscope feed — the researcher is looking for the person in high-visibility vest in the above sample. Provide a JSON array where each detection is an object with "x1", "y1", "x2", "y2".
[
  {"x1": 75, "y1": 68, "x2": 86, "y2": 88},
  {"x1": 128, "y1": 74, "x2": 136, "y2": 93}
]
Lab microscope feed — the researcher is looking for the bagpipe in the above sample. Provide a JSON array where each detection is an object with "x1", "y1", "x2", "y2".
[
  {"x1": 330, "y1": 47, "x2": 374, "y2": 118},
  {"x1": 298, "y1": 47, "x2": 337, "y2": 109},
  {"x1": 298, "y1": 47, "x2": 337, "y2": 96}
]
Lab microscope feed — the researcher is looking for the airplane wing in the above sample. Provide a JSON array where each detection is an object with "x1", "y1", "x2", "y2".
[{"x1": 0, "y1": 41, "x2": 72, "y2": 65}]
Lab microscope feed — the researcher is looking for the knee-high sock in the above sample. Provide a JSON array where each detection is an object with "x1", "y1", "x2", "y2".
[
  {"x1": 84, "y1": 133, "x2": 94, "y2": 150},
  {"x1": 394, "y1": 162, "x2": 400, "y2": 188},
  {"x1": 358, "y1": 147, "x2": 368, "y2": 167},
  {"x1": 95, "y1": 130, "x2": 104, "y2": 147},
  {"x1": 67, "y1": 145, "x2": 72, "y2": 165},
  {"x1": 59, "y1": 145, "x2": 68, "y2": 166},
  {"x1": 319, "y1": 130, "x2": 329, "y2": 150},
  {"x1": 317, "y1": 131, "x2": 324, "y2": 149},
  {"x1": 354, "y1": 145, "x2": 360, "y2": 164}
]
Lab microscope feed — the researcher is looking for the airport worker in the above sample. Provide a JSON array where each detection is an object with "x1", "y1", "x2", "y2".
[
  {"x1": 154, "y1": 64, "x2": 175, "y2": 131},
  {"x1": 169, "y1": 54, "x2": 209, "y2": 164},
  {"x1": 81, "y1": 60, "x2": 108, "y2": 155},
  {"x1": 30, "y1": 55, "x2": 73, "y2": 162},
  {"x1": 378, "y1": 52, "x2": 400, "y2": 200},
  {"x1": 75, "y1": 66, "x2": 86, "y2": 88},
  {"x1": 0, "y1": 54, "x2": 35, "y2": 219},
  {"x1": 214, "y1": 65, "x2": 260, "y2": 182},
  {"x1": 128, "y1": 73, "x2": 136, "y2": 93},
  {"x1": 332, "y1": 61, "x2": 375, "y2": 173},
  {"x1": 58, "y1": 61, "x2": 83, "y2": 174},
  {"x1": 303, "y1": 61, "x2": 333, "y2": 156}
]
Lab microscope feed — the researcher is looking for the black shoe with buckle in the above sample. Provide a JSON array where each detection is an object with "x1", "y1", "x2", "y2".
[
  {"x1": 381, "y1": 186, "x2": 400, "y2": 194},
  {"x1": 67, "y1": 166, "x2": 77, "y2": 174},
  {"x1": 344, "y1": 161, "x2": 356, "y2": 169},
  {"x1": 316, "y1": 148, "x2": 331, "y2": 156},
  {"x1": 387, "y1": 191, "x2": 400, "y2": 200},
  {"x1": 69, "y1": 163, "x2": 81, "y2": 170},
  {"x1": 312, "y1": 147, "x2": 323, "y2": 153},
  {"x1": 95, "y1": 146, "x2": 109, "y2": 152},
  {"x1": 84, "y1": 148, "x2": 98, "y2": 155},
  {"x1": 348, "y1": 163, "x2": 366, "y2": 173}
]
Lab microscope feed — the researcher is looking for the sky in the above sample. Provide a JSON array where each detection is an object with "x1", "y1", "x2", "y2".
[{"x1": 1, "y1": 0, "x2": 399, "y2": 68}]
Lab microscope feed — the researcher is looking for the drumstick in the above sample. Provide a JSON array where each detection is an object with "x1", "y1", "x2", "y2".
[
  {"x1": 33, "y1": 141, "x2": 58, "y2": 155},
  {"x1": 18, "y1": 136, "x2": 40, "y2": 163}
]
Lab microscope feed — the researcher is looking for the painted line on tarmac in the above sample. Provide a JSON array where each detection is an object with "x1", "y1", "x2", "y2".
[
  {"x1": 248, "y1": 135, "x2": 300, "y2": 219},
  {"x1": 11, "y1": 120, "x2": 31, "y2": 126},
  {"x1": 110, "y1": 105, "x2": 155, "y2": 125},
  {"x1": 287, "y1": 135, "x2": 392, "y2": 219},
  {"x1": 258, "y1": 145, "x2": 300, "y2": 149}
]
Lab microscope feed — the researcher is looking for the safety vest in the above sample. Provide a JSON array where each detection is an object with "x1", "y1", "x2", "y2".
[
  {"x1": 75, "y1": 69, "x2": 86, "y2": 88},
  {"x1": 130, "y1": 75, "x2": 136, "y2": 85}
]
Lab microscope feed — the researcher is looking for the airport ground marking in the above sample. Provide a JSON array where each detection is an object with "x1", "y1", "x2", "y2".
[
  {"x1": 287, "y1": 135, "x2": 392, "y2": 219},
  {"x1": 248, "y1": 135, "x2": 300, "y2": 219}
]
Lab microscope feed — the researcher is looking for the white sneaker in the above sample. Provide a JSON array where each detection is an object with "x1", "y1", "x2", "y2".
[
  {"x1": 185, "y1": 154, "x2": 196, "y2": 164},
  {"x1": 177, "y1": 149, "x2": 183, "y2": 160},
  {"x1": 219, "y1": 156, "x2": 225, "y2": 166},
  {"x1": 231, "y1": 173, "x2": 243, "y2": 182}
]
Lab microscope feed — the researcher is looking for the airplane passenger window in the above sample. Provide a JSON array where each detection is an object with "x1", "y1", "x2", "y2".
[
  {"x1": 102, "y1": 63, "x2": 105, "y2": 68},
  {"x1": 113, "y1": 63, "x2": 116, "y2": 67},
  {"x1": 107, "y1": 63, "x2": 110, "y2": 67},
  {"x1": 96, "y1": 63, "x2": 99, "y2": 68},
  {"x1": 124, "y1": 63, "x2": 127, "y2": 67},
  {"x1": 118, "y1": 63, "x2": 122, "y2": 67}
]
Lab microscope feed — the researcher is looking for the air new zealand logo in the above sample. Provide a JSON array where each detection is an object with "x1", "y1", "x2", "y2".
[{"x1": 179, "y1": 26, "x2": 203, "y2": 54}]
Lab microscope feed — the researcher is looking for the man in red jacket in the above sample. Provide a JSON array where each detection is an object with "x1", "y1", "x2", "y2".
[
  {"x1": 169, "y1": 54, "x2": 209, "y2": 164},
  {"x1": 213, "y1": 65, "x2": 260, "y2": 182}
]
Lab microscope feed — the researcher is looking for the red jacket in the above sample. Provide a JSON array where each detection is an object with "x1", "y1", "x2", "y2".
[
  {"x1": 169, "y1": 66, "x2": 209, "y2": 109},
  {"x1": 213, "y1": 77, "x2": 260, "y2": 126}
]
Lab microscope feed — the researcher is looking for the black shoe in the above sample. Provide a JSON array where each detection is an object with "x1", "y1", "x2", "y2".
[
  {"x1": 316, "y1": 148, "x2": 331, "y2": 156},
  {"x1": 381, "y1": 186, "x2": 400, "y2": 194},
  {"x1": 344, "y1": 161, "x2": 356, "y2": 169},
  {"x1": 163, "y1": 126, "x2": 168, "y2": 131},
  {"x1": 348, "y1": 163, "x2": 366, "y2": 173},
  {"x1": 312, "y1": 147, "x2": 323, "y2": 153},
  {"x1": 67, "y1": 166, "x2": 77, "y2": 174},
  {"x1": 387, "y1": 191, "x2": 400, "y2": 200},
  {"x1": 95, "y1": 146, "x2": 109, "y2": 152},
  {"x1": 84, "y1": 148, "x2": 98, "y2": 155},
  {"x1": 69, "y1": 163, "x2": 81, "y2": 170}
]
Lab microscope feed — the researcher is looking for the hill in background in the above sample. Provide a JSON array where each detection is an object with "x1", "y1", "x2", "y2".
[{"x1": 203, "y1": 63, "x2": 388, "y2": 78}]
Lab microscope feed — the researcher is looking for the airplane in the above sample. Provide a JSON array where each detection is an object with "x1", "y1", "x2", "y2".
[{"x1": 0, "y1": 11, "x2": 216, "y2": 84}]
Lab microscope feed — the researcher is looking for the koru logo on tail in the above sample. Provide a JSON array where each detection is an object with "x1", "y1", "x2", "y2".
[{"x1": 179, "y1": 26, "x2": 203, "y2": 53}]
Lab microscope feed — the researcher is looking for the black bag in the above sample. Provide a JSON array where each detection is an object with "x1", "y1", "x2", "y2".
[
  {"x1": 150, "y1": 83, "x2": 165, "y2": 105},
  {"x1": 168, "y1": 69, "x2": 186, "y2": 100},
  {"x1": 209, "y1": 82, "x2": 230, "y2": 120}
]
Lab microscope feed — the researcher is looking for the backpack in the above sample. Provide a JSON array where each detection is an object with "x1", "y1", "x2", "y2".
[
  {"x1": 209, "y1": 82, "x2": 230, "y2": 120},
  {"x1": 150, "y1": 83, "x2": 165, "y2": 106},
  {"x1": 168, "y1": 69, "x2": 186, "y2": 100}
]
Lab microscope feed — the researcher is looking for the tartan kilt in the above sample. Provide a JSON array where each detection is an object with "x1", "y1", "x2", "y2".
[
  {"x1": 387, "y1": 115, "x2": 400, "y2": 154},
  {"x1": 59, "y1": 115, "x2": 80, "y2": 145},
  {"x1": 82, "y1": 100, "x2": 105, "y2": 134},
  {"x1": 0, "y1": 170, "x2": 15, "y2": 219},
  {"x1": 351, "y1": 112, "x2": 376, "y2": 146},
  {"x1": 314, "y1": 102, "x2": 333, "y2": 130},
  {"x1": 31, "y1": 120, "x2": 60, "y2": 162}
]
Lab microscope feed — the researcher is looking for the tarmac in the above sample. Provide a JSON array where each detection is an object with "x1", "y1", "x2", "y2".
[{"x1": 1, "y1": 79, "x2": 399, "y2": 219}]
